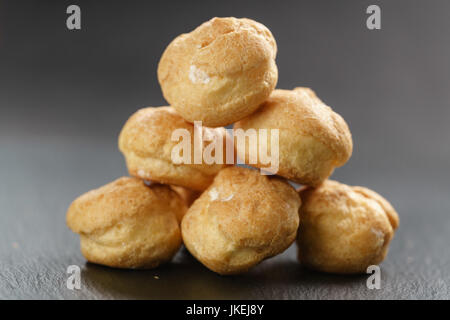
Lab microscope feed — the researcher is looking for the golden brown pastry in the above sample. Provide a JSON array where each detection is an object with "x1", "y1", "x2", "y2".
[
  {"x1": 181, "y1": 167, "x2": 301, "y2": 275},
  {"x1": 169, "y1": 186, "x2": 201, "y2": 223},
  {"x1": 234, "y1": 88, "x2": 353, "y2": 186},
  {"x1": 158, "y1": 17, "x2": 278, "y2": 127},
  {"x1": 297, "y1": 180, "x2": 399, "y2": 274},
  {"x1": 170, "y1": 185, "x2": 201, "y2": 208},
  {"x1": 118, "y1": 107, "x2": 229, "y2": 191},
  {"x1": 66, "y1": 177, "x2": 186, "y2": 269}
]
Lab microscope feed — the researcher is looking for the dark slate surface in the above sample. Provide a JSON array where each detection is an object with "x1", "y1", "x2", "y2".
[{"x1": 1, "y1": 0, "x2": 449, "y2": 299}]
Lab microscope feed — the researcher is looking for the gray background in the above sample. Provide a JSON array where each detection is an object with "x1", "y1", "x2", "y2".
[{"x1": 0, "y1": 0, "x2": 449, "y2": 299}]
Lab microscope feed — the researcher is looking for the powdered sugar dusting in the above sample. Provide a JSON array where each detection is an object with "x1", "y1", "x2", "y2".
[
  {"x1": 138, "y1": 169, "x2": 150, "y2": 179},
  {"x1": 221, "y1": 194, "x2": 234, "y2": 202},
  {"x1": 189, "y1": 65, "x2": 210, "y2": 84},
  {"x1": 208, "y1": 188, "x2": 234, "y2": 202},
  {"x1": 209, "y1": 188, "x2": 219, "y2": 201}
]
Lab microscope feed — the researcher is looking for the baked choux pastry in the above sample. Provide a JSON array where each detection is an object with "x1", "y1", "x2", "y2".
[
  {"x1": 66, "y1": 177, "x2": 186, "y2": 269},
  {"x1": 169, "y1": 185, "x2": 201, "y2": 223},
  {"x1": 181, "y1": 167, "x2": 301, "y2": 275},
  {"x1": 170, "y1": 185, "x2": 201, "y2": 208},
  {"x1": 158, "y1": 17, "x2": 278, "y2": 127},
  {"x1": 297, "y1": 180, "x2": 399, "y2": 274},
  {"x1": 119, "y1": 107, "x2": 229, "y2": 191},
  {"x1": 234, "y1": 88, "x2": 353, "y2": 186}
]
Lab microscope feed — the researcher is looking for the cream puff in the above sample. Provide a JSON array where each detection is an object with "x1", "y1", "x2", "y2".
[
  {"x1": 297, "y1": 180, "x2": 399, "y2": 274},
  {"x1": 234, "y1": 88, "x2": 353, "y2": 186},
  {"x1": 181, "y1": 167, "x2": 301, "y2": 275},
  {"x1": 158, "y1": 17, "x2": 278, "y2": 127},
  {"x1": 118, "y1": 107, "x2": 229, "y2": 191},
  {"x1": 66, "y1": 177, "x2": 186, "y2": 269}
]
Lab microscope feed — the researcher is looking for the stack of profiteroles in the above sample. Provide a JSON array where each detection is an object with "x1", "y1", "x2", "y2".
[{"x1": 67, "y1": 17, "x2": 399, "y2": 275}]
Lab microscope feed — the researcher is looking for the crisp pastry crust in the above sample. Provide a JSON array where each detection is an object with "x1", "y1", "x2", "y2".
[
  {"x1": 66, "y1": 177, "x2": 186, "y2": 269},
  {"x1": 158, "y1": 17, "x2": 278, "y2": 127},
  {"x1": 234, "y1": 88, "x2": 353, "y2": 186},
  {"x1": 297, "y1": 180, "x2": 399, "y2": 274},
  {"x1": 181, "y1": 167, "x2": 301, "y2": 275},
  {"x1": 118, "y1": 106, "x2": 229, "y2": 191},
  {"x1": 170, "y1": 185, "x2": 201, "y2": 208}
]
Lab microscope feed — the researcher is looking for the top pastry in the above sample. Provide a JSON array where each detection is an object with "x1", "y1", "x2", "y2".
[{"x1": 158, "y1": 17, "x2": 278, "y2": 127}]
